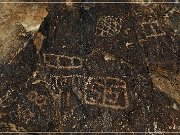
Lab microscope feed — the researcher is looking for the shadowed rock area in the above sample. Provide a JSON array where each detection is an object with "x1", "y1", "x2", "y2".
[{"x1": 0, "y1": 0, "x2": 180, "y2": 133}]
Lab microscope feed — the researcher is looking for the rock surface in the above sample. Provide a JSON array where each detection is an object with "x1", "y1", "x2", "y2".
[
  {"x1": 0, "y1": 0, "x2": 180, "y2": 133},
  {"x1": 0, "y1": 0, "x2": 47, "y2": 65}
]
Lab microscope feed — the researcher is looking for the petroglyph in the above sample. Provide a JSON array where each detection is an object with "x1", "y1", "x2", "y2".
[
  {"x1": 27, "y1": 91, "x2": 47, "y2": 109},
  {"x1": 141, "y1": 21, "x2": 166, "y2": 38},
  {"x1": 84, "y1": 77, "x2": 128, "y2": 110},
  {"x1": 25, "y1": 52, "x2": 130, "y2": 110},
  {"x1": 51, "y1": 76, "x2": 129, "y2": 110},
  {"x1": 50, "y1": 75, "x2": 87, "y2": 104},
  {"x1": 125, "y1": 42, "x2": 134, "y2": 48},
  {"x1": 95, "y1": 16, "x2": 122, "y2": 37},
  {"x1": 43, "y1": 53, "x2": 83, "y2": 69},
  {"x1": 1, "y1": 2, "x2": 180, "y2": 132},
  {"x1": 27, "y1": 73, "x2": 129, "y2": 110}
]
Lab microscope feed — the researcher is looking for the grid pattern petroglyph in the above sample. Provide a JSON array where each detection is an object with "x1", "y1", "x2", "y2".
[
  {"x1": 26, "y1": 53, "x2": 129, "y2": 110},
  {"x1": 84, "y1": 76, "x2": 129, "y2": 110},
  {"x1": 48, "y1": 75, "x2": 129, "y2": 110},
  {"x1": 95, "y1": 16, "x2": 122, "y2": 37},
  {"x1": 141, "y1": 21, "x2": 166, "y2": 38}
]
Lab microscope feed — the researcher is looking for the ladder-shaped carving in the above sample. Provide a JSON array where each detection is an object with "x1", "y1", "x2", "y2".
[
  {"x1": 28, "y1": 53, "x2": 129, "y2": 110},
  {"x1": 43, "y1": 53, "x2": 83, "y2": 69}
]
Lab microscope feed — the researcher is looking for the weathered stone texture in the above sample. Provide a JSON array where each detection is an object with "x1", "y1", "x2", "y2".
[{"x1": 0, "y1": 1, "x2": 180, "y2": 133}]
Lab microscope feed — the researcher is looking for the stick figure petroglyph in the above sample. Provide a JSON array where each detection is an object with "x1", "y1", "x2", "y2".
[{"x1": 26, "y1": 53, "x2": 129, "y2": 110}]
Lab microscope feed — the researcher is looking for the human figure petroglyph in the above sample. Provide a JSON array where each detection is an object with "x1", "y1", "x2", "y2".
[
  {"x1": 1, "y1": 3, "x2": 180, "y2": 132},
  {"x1": 26, "y1": 52, "x2": 129, "y2": 110},
  {"x1": 95, "y1": 16, "x2": 122, "y2": 37},
  {"x1": 49, "y1": 75, "x2": 129, "y2": 110}
]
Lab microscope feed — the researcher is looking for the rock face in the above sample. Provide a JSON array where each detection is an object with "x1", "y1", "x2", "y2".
[
  {"x1": 0, "y1": 0, "x2": 47, "y2": 65},
  {"x1": 0, "y1": 1, "x2": 180, "y2": 133}
]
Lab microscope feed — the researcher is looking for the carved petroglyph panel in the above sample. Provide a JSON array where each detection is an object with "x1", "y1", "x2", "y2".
[
  {"x1": 27, "y1": 53, "x2": 130, "y2": 110},
  {"x1": 50, "y1": 75, "x2": 85, "y2": 100},
  {"x1": 136, "y1": 20, "x2": 167, "y2": 47},
  {"x1": 84, "y1": 77, "x2": 129, "y2": 110},
  {"x1": 43, "y1": 53, "x2": 83, "y2": 69},
  {"x1": 28, "y1": 74, "x2": 130, "y2": 110},
  {"x1": 141, "y1": 21, "x2": 166, "y2": 38},
  {"x1": 95, "y1": 16, "x2": 123, "y2": 37},
  {"x1": 50, "y1": 75, "x2": 84, "y2": 87}
]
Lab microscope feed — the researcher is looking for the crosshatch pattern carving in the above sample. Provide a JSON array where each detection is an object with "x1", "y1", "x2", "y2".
[{"x1": 95, "y1": 16, "x2": 122, "y2": 37}]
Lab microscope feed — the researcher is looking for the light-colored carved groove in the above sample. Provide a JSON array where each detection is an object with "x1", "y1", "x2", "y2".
[{"x1": 95, "y1": 16, "x2": 122, "y2": 37}]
